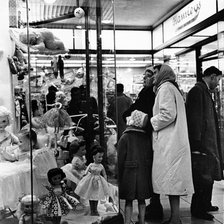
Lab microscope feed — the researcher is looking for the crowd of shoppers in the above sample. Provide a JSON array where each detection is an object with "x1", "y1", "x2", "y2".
[{"x1": 118, "y1": 64, "x2": 223, "y2": 224}]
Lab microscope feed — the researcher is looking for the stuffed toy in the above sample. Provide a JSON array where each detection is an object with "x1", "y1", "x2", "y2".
[{"x1": 19, "y1": 28, "x2": 66, "y2": 52}]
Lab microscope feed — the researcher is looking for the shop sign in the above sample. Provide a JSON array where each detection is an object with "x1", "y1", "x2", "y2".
[
  {"x1": 163, "y1": 0, "x2": 216, "y2": 43},
  {"x1": 172, "y1": 0, "x2": 201, "y2": 31}
]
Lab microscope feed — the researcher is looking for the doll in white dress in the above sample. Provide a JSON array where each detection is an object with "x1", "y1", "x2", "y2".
[
  {"x1": 75, "y1": 145, "x2": 109, "y2": 216},
  {"x1": 0, "y1": 106, "x2": 20, "y2": 161}
]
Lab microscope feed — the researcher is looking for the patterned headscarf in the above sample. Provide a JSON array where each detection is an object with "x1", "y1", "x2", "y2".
[
  {"x1": 154, "y1": 64, "x2": 176, "y2": 89},
  {"x1": 126, "y1": 110, "x2": 148, "y2": 128}
]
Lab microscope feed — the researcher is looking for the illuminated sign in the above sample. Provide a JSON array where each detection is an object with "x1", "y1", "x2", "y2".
[{"x1": 172, "y1": 0, "x2": 201, "y2": 31}]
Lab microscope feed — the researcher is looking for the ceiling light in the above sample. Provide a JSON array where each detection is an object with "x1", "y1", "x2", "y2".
[
  {"x1": 76, "y1": 25, "x2": 82, "y2": 29},
  {"x1": 102, "y1": 20, "x2": 112, "y2": 24},
  {"x1": 44, "y1": 0, "x2": 56, "y2": 4},
  {"x1": 129, "y1": 58, "x2": 136, "y2": 61}
]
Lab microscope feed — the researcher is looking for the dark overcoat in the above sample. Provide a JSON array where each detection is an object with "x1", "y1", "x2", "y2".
[
  {"x1": 123, "y1": 86, "x2": 155, "y2": 134},
  {"x1": 117, "y1": 127, "x2": 153, "y2": 200},
  {"x1": 186, "y1": 81, "x2": 223, "y2": 182}
]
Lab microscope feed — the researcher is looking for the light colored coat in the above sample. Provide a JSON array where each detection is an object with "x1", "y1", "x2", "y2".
[{"x1": 151, "y1": 82, "x2": 194, "y2": 195}]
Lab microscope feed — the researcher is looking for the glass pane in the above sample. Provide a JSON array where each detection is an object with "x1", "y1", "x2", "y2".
[
  {"x1": 217, "y1": 21, "x2": 224, "y2": 165},
  {"x1": 176, "y1": 51, "x2": 197, "y2": 99},
  {"x1": 6, "y1": 0, "x2": 119, "y2": 223},
  {"x1": 154, "y1": 49, "x2": 197, "y2": 100}
]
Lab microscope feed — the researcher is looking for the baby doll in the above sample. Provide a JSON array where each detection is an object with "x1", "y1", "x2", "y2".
[
  {"x1": 70, "y1": 140, "x2": 87, "y2": 183},
  {"x1": 75, "y1": 145, "x2": 109, "y2": 216},
  {"x1": 16, "y1": 194, "x2": 41, "y2": 224},
  {"x1": 0, "y1": 106, "x2": 20, "y2": 161},
  {"x1": 40, "y1": 168, "x2": 79, "y2": 224}
]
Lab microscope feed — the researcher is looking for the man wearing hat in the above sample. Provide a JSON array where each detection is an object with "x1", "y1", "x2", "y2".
[{"x1": 186, "y1": 66, "x2": 223, "y2": 220}]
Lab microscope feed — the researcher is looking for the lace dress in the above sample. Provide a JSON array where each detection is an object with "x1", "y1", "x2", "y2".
[{"x1": 40, "y1": 184, "x2": 79, "y2": 217}]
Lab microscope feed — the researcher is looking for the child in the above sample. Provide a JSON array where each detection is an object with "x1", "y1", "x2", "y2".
[
  {"x1": 117, "y1": 110, "x2": 153, "y2": 224},
  {"x1": 40, "y1": 168, "x2": 79, "y2": 224},
  {"x1": 0, "y1": 106, "x2": 20, "y2": 161},
  {"x1": 75, "y1": 145, "x2": 109, "y2": 216}
]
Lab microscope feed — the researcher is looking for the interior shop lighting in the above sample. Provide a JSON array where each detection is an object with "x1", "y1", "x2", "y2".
[
  {"x1": 44, "y1": 0, "x2": 56, "y2": 4},
  {"x1": 102, "y1": 20, "x2": 111, "y2": 24}
]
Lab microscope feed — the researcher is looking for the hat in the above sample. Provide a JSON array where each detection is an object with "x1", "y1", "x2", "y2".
[
  {"x1": 21, "y1": 195, "x2": 39, "y2": 205},
  {"x1": 144, "y1": 67, "x2": 154, "y2": 75},
  {"x1": 203, "y1": 66, "x2": 222, "y2": 77},
  {"x1": 126, "y1": 110, "x2": 148, "y2": 128}
]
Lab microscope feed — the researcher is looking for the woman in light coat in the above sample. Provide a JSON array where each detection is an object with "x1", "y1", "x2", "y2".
[{"x1": 150, "y1": 64, "x2": 194, "y2": 224}]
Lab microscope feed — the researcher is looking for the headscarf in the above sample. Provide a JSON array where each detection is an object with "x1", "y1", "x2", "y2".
[
  {"x1": 126, "y1": 110, "x2": 148, "y2": 128},
  {"x1": 154, "y1": 64, "x2": 176, "y2": 91}
]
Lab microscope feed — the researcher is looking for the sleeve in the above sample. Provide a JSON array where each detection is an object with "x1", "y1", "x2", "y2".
[
  {"x1": 150, "y1": 86, "x2": 176, "y2": 131},
  {"x1": 185, "y1": 86, "x2": 204, "y2": 150},
  {"x1": 117, "y1": 135, "x2": 127, "y2": 180}
]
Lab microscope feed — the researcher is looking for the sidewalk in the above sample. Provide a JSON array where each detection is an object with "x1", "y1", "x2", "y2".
[
  {"x1": 0, "y1": 181, "x2": 223, "y2": 224},
  {"x1": 119, "y1": 180, "x2": 224, "y2": 224}
]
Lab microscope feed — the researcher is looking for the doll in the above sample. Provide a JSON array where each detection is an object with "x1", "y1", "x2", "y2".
[
  {"x1": 40, "y1": 168, "x2": 79, "y2": 224},
  {"x1": 75, "y1": 145, "x2": 110, "y2": 216},
  {"x1": 0, "y1": 106, "x2": 20, "y2": 161},
  {"x1": 16, "y1": 194, "x2": 42, "y2": 224},
  {"x1": 70, "y1": 140, "x2": 87, "y2": 184}
]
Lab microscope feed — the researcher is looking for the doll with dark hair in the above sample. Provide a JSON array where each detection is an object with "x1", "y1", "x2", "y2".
[
  {"x1": 75, "y1": 145, "x2": 109, "y2": 216},
  {"x1": 40, "y1": 168, "x2": 79, "y2": 224}
]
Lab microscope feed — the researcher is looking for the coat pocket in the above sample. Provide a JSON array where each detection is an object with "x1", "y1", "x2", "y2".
[{"x1": 124, "y1": 161, "x2": 138, "y2": 168}]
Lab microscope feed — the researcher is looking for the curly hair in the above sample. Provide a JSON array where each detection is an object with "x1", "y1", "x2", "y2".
[
  {"x1": 47, "y1": 168, "x2": 66, "y2": 185},
  {"x1": 0, "y1": 106, "x2": 12, "y2": 125}
]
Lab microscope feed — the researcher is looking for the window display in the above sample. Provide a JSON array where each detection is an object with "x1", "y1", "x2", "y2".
[{"x1": 2, "y1": 0, "x2": 119, "y2": 223}]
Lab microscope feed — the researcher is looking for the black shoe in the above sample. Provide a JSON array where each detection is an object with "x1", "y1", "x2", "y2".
[
  {"x1": 207, "y1": 205, "x2": 219, "y2": 212},
  {"x1": 145, "y1": 202, "x2": 163, "y2": 220},
  {"x1": 191, "y1": 211, "x2": 214, "y2": 221}
]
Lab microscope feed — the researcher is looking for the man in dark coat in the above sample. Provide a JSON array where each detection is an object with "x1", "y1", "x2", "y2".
[
  {"x1": 107, "y1": 83, "x2": 132, "y2": 140},
  {"x1": 186, "y1": 66, "x2": 223, "y2": 221}
]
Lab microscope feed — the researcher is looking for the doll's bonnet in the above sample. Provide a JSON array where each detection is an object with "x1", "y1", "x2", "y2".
[
  {"x1": 0, "y1": 106, "x2": 12, "y2": 125},
  {"x1": 21, "y1": 195, "x2": 40, "y2": 205}
]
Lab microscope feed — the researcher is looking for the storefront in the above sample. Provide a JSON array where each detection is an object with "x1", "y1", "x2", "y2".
[{"x1": 152, "y1": 0, "x2": 224, "y2": 160}]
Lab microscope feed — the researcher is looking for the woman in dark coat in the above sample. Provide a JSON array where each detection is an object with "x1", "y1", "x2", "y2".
[{"x1": 117, "y1": 110, "x2": 153, "y2": 224}]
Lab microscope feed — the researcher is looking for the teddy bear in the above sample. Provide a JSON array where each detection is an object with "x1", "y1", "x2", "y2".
[{"x1": 19, "y1": 28, "x2": 66, "y2": 52}]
